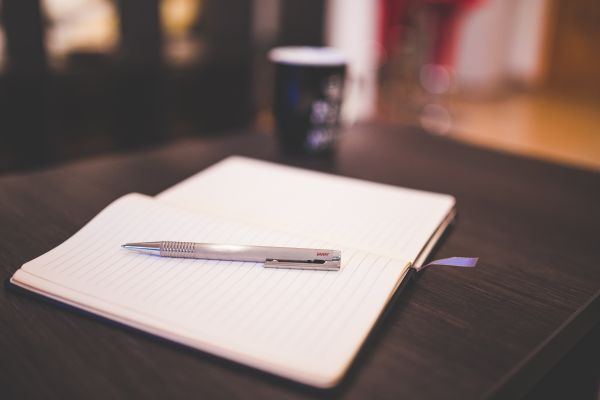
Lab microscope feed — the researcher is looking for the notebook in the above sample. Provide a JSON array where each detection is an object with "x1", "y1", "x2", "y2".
[{"x1": 10, "y1": 156, "x2": 456, "y2": 388}]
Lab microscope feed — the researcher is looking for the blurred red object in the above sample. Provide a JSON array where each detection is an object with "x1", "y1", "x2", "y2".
[
  {"x1": 378, "y1": 0, "x2": 408, "y2": 63},
  {"x1": 379, "y1": 0, "x2": 484, "y2": 66},
  {"x1": 426, "y1": 0, "x2": 484, "y2": 65}
]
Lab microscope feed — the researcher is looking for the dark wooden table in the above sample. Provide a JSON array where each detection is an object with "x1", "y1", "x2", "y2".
[{"x1": 1, "y1": 123, "x2": 599, "y2": 399}]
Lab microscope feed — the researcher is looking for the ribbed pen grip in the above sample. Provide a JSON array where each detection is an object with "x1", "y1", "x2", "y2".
[{"x1": 160, "y1": 241, "x2": 196, "y2": 258}]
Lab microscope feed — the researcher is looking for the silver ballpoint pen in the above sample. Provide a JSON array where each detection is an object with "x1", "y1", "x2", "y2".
[{"x1": 121, "y1": 241, "x2": 341, "y2": 271}]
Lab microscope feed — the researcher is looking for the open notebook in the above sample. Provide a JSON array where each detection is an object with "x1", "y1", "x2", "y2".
[{"x1": 10, "y1": 156, "x2": 455, "y2": 388}]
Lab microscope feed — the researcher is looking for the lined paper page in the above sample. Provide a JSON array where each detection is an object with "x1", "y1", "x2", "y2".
[
  {"x1": 12, "y1": 193, "x2": 411, "y2": 387},
  {"x1": 158, "y1": 156, "x2": 455, "y2": 262}
]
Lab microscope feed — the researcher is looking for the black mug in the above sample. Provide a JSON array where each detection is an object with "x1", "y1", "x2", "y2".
[{"x1": 269, "y1": 47, "x2": 347, "y2": 155}]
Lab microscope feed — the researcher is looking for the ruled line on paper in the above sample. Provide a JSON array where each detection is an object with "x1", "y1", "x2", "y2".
[
  {"x1": 140, "y1": 221, "x2": 242, "y2": 307},
  {"x1": 262, "y1": 250, "x2": 363, "y2": 351},
  {"x1": 81, "y1": 206, "x2": 175, "y2": 283},
  {"x1": 310, "y1": 257, "x2": 395, "y2": 355},
  {"x1": 287, "y1": 253, "x2": 374, "y2": 351},
  {"x1": 246, "y1": 245, "x2": 355, "y2": 344},
  {"x1": 57, "y1": 201, "x2": 158, "y2": 278},
  {"x1": 43, "y1": 200, "x2": 133, "y2": 272}
]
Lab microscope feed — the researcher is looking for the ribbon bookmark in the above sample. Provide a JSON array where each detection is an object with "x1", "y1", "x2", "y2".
[{"x1": 415, "y1": 257, "x2": 478, "y2": 272}]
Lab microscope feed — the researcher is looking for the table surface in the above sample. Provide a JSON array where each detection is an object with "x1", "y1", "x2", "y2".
[{"x1": 1, "y1": 123, "x2": 599, "y2": 399}]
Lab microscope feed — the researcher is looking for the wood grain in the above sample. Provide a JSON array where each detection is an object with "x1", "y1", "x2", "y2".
[{"x1": 1, "y1": 124, "x2": 599, "y2": 399}]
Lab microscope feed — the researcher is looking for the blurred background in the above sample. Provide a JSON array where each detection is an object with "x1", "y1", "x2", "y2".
[{"x1": 0, "y1": 0, "x2": 599, "y2": 173}]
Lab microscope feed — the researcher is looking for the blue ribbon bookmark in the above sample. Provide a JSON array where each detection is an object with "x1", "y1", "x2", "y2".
[{"x1": 415, "y1": 257, "x2": 478, "y2": 272}]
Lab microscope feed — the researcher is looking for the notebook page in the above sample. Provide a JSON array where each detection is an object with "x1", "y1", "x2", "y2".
[
  {"x1": 158, "y1": 156, "x2": 455, "y2": 262},
  {"x1": 12, "y1": 193, "x2": 411, "y2": 387}
]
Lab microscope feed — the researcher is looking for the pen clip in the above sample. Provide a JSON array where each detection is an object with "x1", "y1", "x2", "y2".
[{"x1": 264, "y1": 259, "x2": 340, "y2": 271}]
